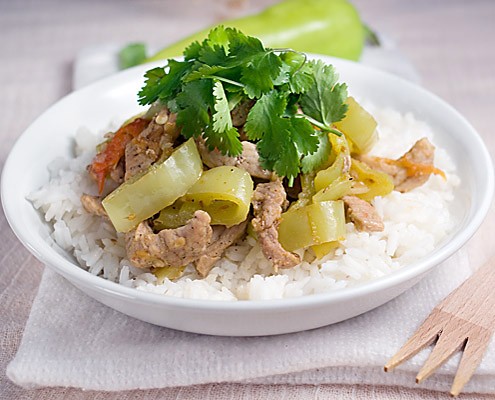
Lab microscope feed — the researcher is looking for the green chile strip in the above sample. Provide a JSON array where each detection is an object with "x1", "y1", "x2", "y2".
[{"x1": 102, "y1": 138, "x2": 203, "y2": 233}]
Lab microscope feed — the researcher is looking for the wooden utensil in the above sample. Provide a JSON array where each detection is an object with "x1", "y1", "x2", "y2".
[{"x1": 384, "y1": 256, "x2": 495, "y2": 396}]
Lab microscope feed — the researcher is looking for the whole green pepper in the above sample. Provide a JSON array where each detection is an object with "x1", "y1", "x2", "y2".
[{"x1": 145, "y1": 0, "x2": 365, "y2": 62}]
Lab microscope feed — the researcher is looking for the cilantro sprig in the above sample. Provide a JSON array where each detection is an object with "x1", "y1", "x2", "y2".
[{"x1": 138, "y1": 26, "x2": 348, "y2": 183}]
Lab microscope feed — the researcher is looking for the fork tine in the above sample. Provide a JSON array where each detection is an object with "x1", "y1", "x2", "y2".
[
  {"x1": 384, "y1": 309, "x2": 444, "y2": 372},
  {"x1": 415, "y1": 322, "x2": 467, "y2": 384},
  {"x1": 450, "y1": 328, "x2": 492, "y2": 397}
]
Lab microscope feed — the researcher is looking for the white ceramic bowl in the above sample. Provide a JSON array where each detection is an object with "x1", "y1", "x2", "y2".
[{"x1": 2, "y1": 56, "x2": 493, "y2": 336}]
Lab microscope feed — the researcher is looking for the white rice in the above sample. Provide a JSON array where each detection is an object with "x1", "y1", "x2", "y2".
[{"x1": 28, "y1": 107, "x2": 460, "y2": 301}]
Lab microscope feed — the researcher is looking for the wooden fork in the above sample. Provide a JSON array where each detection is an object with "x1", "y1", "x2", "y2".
[{"x1": 384, "y1": 256, "x2": 495, "y2": 396}]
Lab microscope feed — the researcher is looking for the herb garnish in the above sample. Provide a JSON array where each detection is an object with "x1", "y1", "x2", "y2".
[{"x1": 138, "y1": 26, "x2": 348, "y2": 183}]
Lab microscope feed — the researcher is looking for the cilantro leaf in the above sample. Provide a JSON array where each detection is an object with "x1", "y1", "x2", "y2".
[
  {"x1": 184, "y1": 64, "x2": 229, "y2": 83},
  {"x1": 245, "y1": 91, "x2": 291, "y2": 169},
  {"x1": 227, "y1": 31, "x2": 282, "y2": 98},
  {"x1": 138, "y1": 27, "x2": 350, "y2": 182},
  {"x1": 276, "y1": 52, "x2": 313, "y2": 94},
  {"x1": 174, "y1": 80, "x2": 214, "y2": 138},
  {"x1": 203, "y1": 125, "x2": 242, "y2": 156},
  {"x1": 211, "y1": 81, "x2": 242, "y2": 156},
  {"x1": 271, "y1": 62, "x2": 291, "y2": 87},
  {"x1": 299, "y1": 60, "x2": 348, "y2": 126},
  {"x1": 195, "y1": 27, "x2": 233, "y2": 66},
  {"x1": 212, "y1": 81, "x2": 233, "y2": 132},
  {"x1": 205, "y1": 78, "x2": 242, "y2": 155},
  {"x1": 138, "y1": 60, "x2": 191, "y2": 105},
  {"x1": 289, "y1": 116, "x2": 318, "y2": 156},
  {"x1": 271, "y1": 140, "x2": 300, "y2": 182},
  {"x1": 301, "y1": 130, "x2": 331, "y2": 174},
  {"x1": 245, "y1": 91, "x2": 318, "y2": 181},
  {"x1": 183, "y1": 41, "x2": 202, "y2": 61},
  {"x1": 288, "y1": 63, "x2": 314, "y2": 94},
  {"x1": 244, "y1": 90, "x2": 287, "y2": 141},
  {"x1": 198, "y1": 43, "x2": 230, "y2": 66},
  {"x1": 204, "y1": 25, "x2": 232, "y2": 53},
  {"x1": 255, "y1": 120, "x2": 289, "y2": 171},
  {"x1": 137, "y1": 67, "x2": 166, "y2": 105},
  {"x1": 241, "y1": 51, "x2": 282, "y2": 98},
  {"x1": 228, "y1": 29, "x2": 265, "y2": 58}
]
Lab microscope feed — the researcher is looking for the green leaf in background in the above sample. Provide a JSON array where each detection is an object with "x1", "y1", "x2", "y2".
[{"x1": 118, "y1": 43, "x2": 147, "y2": 69}]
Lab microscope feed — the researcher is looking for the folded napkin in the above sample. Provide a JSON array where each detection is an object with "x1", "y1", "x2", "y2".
[{"x1": 7, "y1": 249, "x2": 495, "y2": 393}]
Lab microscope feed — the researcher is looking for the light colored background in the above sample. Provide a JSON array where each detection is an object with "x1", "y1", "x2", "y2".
[{"x1": 1, "y1": 0, "x2": 494, "y2": 398}]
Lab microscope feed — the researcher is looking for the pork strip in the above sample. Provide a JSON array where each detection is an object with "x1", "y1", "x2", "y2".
[
  {"x1": 124, "y1": 109, "x2": 180, "y2": 180},
  {"x1": 231, "y1": 99, "x2": 254, "y2": 127},
  {"x1": 194, "y1": 220, "x2": 249, "y2": 277},
  {"x1": 342, "y1": 195, "x2": 384, "y2": 232},
  {"x1": 80, "y1": 194, "x2": 107, "y2": 218},
  {"x1": 109, "y1": 157, "x2": 125, "y2": 184},
  {"x1": 197, "y1": 139, "x2": 273, "y2": 180},
  {"x1": 251, "y1": 181, "x2": 300, "y2": 269},
  {"x1": 125, "y1": 210, "x2": 212, "y2": 269},
  {"x1": 359, "y1": 137, "x2": 437, "y2": 193}
]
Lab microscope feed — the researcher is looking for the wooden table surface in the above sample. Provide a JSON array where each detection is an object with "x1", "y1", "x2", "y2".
[{"x1": 1, "y1": 0, "x2": 494, "y2": 398}]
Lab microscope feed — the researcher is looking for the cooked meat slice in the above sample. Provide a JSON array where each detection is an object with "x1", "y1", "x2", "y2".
[
  {"x1": 342, "y1": 195, "x2": 384, "y2": 232},
  {"x1": 124, "y1": 120, "x2": 163, "y2": 180},
  {"x1": 405, "y1": 137, "x2": 434, "y2": 164},
  {"x1": 124, "y1": 110, "x2": 180, "y2": 180},
  {"x1": 125, "y1": 210, "x2": 212, "y2": 269},
  {"x1": 194, "y1": 220, "x2": 248, "y2": 277},
  {"x1": 251, "y1": 181, "x2": 300, "y2": 269},
  {"x1": 359, "y1": 138, "x2": 439, "y2": 193},
  {"x1": 197, "y1": 138, "x2": 273, "y2": 180},
  {"x1": 394, "y1": 137, "x2": 437, "y2": 192},
  {"x1": 109, "y1": 157, "x2": 125, "y2": 184},
  {"x1": 80, "y1": 194, "x2": 107, "y2": 217},
  {"x1": 231, "y1": 99, "x2": 254, "y2": 127},
  {"x1": 233, "y1": 142, "x2": 273, "y2": 180}
]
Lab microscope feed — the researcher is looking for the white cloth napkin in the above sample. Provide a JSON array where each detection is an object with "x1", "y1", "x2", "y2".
[{"x1": 7, "y1": 249, "x2": 495, "y2": 393}]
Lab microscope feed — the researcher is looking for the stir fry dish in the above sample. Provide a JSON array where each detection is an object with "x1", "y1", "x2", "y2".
[{"x1": 82, "y1": 27, "x2": 444, "y2": 279}]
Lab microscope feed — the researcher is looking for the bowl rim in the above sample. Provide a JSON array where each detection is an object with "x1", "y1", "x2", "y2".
[{"x1": 2, "y1": 55, "x2": 494, "y2": 312}]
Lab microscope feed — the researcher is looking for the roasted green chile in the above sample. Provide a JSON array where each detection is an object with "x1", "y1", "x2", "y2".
[
  {"x1": 145, "y1": 0, "x2": 366, "y2": 63},
  {"x1": 155, "y1": 166, "x2": 254, "y2": 229},
  {"x1": 278, "y1": 200, "x2": 346, "y2": 252},
  {"x1": 102, "y1": 138, "x2": 203, "y2": 232}
]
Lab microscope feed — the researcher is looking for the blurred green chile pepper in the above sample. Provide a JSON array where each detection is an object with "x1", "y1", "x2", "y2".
[{"x1": 145, "y1": 0, "x2": 366, "y2": 62}]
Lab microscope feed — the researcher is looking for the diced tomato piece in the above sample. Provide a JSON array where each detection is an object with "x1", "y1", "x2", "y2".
[{"x1": 88, "y1": 118, "x2": 150, "y2": 194}]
